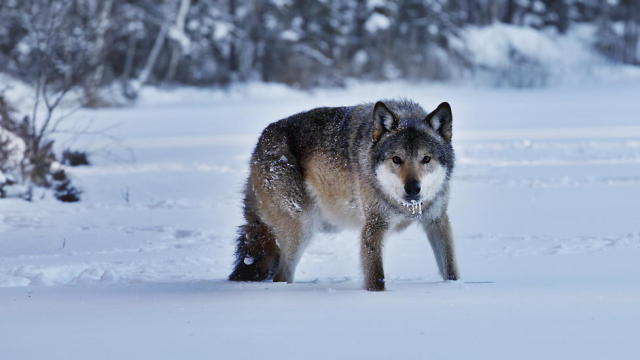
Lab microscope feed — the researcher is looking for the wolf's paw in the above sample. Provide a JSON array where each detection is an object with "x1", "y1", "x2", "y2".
[
  {"x1": 446, "y1": 272, "x2": 460, "y2": 281},
  {"x1": 366, "y1": 286, "x2": 386, "y2": 292},
  {"x1": 229, "y1": 262, "x2": 270, "y2": 282},
  {"x1": 365, "y1": 279, "x2": 385, "y2": 291}
]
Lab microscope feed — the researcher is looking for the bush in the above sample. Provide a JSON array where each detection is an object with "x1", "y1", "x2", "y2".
[
  {"x1": 62, "y1": 150, "x2": 91, "y2": 167},
  {"x1": 0, "y1": 95, "x2": 82, "y2": 202}
]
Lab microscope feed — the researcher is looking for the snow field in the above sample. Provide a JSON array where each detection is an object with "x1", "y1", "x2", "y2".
[{"x1": 1, "y1": 81, "x2": 639, "y2": 359}]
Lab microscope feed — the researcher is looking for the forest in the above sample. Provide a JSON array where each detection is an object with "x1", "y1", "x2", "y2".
[{"x1": 0, "y1": 0, "x2": 638, "y2": 99}]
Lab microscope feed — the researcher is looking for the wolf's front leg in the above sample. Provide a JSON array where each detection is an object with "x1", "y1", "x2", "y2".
[
  {"x1": 360, "y1": 215, "x2": 389, "y2": 291},
  {"x1": 422, "y1": 213, "x2": 459, "y2": 280}
]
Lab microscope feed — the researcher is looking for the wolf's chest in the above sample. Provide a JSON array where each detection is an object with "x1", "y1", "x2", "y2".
[
  {"x1": 304, "y1": 179, "x2": 363, "y2": 229},
  {"x1": 303, "y1": 155, "x2": 363, "y2": 229}
]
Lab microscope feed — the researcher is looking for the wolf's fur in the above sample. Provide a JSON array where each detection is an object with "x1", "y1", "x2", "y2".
[{"x1": 229, "y1": 99, "x2": 459, "y2": 290}]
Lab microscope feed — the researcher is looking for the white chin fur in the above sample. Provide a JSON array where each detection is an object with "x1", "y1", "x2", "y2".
[{"x1": 375, "y1": 163, "x2": 447, "y2": 215}]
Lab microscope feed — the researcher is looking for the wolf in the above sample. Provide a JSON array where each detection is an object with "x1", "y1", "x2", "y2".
[{"x1": 228, "y1": 99, "x2": 459, "y2": 291}]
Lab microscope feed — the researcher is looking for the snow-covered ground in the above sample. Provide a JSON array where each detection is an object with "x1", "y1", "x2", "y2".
[{"x1": 1, "y1": 81, "x2": 640, "y2": 359}]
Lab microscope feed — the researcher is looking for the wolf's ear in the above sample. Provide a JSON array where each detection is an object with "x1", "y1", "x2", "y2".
[
  {"x1": 372, "y1": 101, "x2": 399, "y2": 142},
  {"x1": 425, "y1": 102, "x2": 452, "y2": 142}
]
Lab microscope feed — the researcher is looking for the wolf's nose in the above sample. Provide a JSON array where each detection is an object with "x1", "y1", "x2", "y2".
[{"x1": 404, "y1": 181, "x2": 421, "y2": 197}]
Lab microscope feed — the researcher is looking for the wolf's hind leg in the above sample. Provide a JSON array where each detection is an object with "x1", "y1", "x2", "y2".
[
  {"x1": 422, "y1": 213, "x2": 459, "y2": 280},
  {"x1": 229, "y1": 192, "x2": 280, "y2": 281},
  {"x1": 272, "y1": 216, "x2": 311, "y2": 283},
  {"x1": 248, "y1": 124, "x2": 311, "y2": 284}
]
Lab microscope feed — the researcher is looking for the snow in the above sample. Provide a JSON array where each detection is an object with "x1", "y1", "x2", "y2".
[
  {"x1": 0, "y1": 73, "x2": 35, "y2": 111},
  {"x1": 1, "y1": 81, "x2": 640, "y2": 359},
  {"x1": 465, "y1": 24, "x2": 566, "y2": 68},
  {"x1": 365, "y1": 12, "x2": 391, "y2": 33},
  {"x1": 0, "y1": 126, "x2": 25, "y2": 167},
  {"x1": 0, "y1": 118, "x2": 27, "y2": 190},
  {"x1": 167, "y1": 26, "x2": 191, "y2": 52},
  {"x1": 212, "y1": 21, "x2": 233, "y2": 41},
  {"x1": 462, "y1": 23, "x2": 640, "y2": 85},
  {"x1": 280, "y1": 29, "x2": 300, "y2": 41}
]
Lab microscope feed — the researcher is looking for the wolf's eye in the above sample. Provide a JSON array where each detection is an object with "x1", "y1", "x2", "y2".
[
  {"x1": 422, "y1": 156, "x2": 431, "y2": 164},
  {"x1": 392, "y1": 156, "x2": 403, "y2": 164}
]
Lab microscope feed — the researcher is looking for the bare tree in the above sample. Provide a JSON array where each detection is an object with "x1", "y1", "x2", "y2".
[
  {"x1": 0, "y1": 0, "x2": 92, "y2": 200},
  {"x1": 127, "y1": 22, "x2": 169, "y2": 99},
  {"x1": 127, "y1": 1, "x2": 191, "y2": 98},
  {"x1": 22, "y1": 1, "x2": 90, "y2": 154},
  {"x1": 165, "y1": 0, "x2": 192, "y2": 83},
  {"x1": 84, "y1": 0, "x2": 115, "y2": 107}
]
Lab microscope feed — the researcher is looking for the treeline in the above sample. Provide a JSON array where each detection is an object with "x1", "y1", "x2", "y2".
[{"x1": 0, "y1": 0, "x2": 639, "y2": 99}]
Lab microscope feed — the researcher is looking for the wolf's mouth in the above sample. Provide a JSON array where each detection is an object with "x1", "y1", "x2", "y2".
[{"x1": 398, "y1": 199, "x2": 423, "y2": 215}]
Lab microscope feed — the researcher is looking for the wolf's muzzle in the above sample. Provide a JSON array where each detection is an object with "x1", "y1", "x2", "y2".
[{"x1": 404, "y1": 180, "x2": 421, "y2": 199}]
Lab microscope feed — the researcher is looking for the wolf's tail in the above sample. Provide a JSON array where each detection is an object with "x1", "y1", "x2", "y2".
[{"x1": 229, "y1": 201, "x2": 279, "y2": 281}]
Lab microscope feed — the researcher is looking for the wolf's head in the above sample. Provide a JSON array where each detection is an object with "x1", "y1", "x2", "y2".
[{"x1": 371, "y1": 100, "x2": 454, "y2": 211}]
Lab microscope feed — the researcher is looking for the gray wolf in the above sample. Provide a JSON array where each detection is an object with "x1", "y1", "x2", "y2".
[{"x1": 229, "y1": 99, "x2": 459, "y2": 291}]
